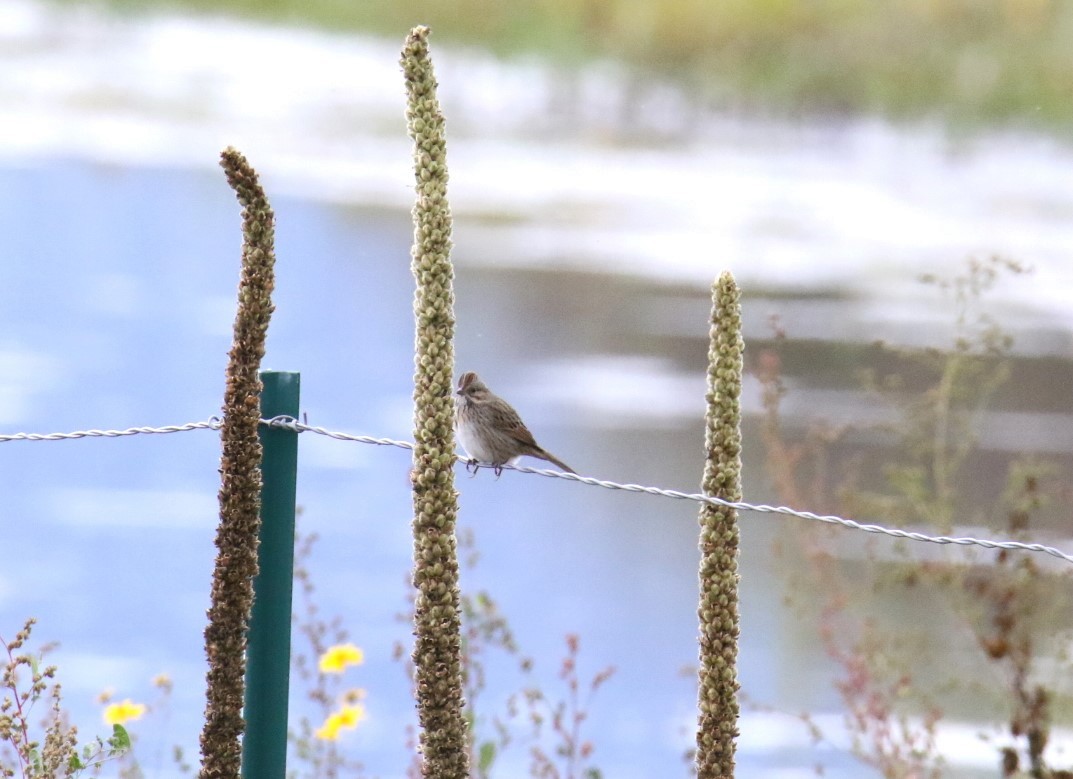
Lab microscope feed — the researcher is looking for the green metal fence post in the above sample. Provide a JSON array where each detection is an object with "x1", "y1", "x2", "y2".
[{"x1": 242, "y1": 370, "x2": 300, "y2": 779}]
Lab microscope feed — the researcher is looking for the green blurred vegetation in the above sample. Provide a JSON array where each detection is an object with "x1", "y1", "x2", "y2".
[{"x1": 59, "y1": 0, "x2": 1073, "y2": 133}]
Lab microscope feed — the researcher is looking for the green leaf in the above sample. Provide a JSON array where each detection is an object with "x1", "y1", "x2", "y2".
[
  {"x1": 478, "y1": 741, "x2": 497, "y2": 772},
  {"x1": 108, "y1": 723, "x2": 132, "y2": 753},
  {"x1": 68, "y1": 753, "x2": 85, "y2": 772}
]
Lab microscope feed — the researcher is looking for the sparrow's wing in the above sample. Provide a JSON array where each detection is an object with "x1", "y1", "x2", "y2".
[
  {"x1": 506, "y1": 423, "x2": 539, "y2": 449},
  {"x1": 493, "y1": 406, "x2": 541, "y2": 450},
  {"x1": 500, "y1": 405, "x2": 575, "y2": 473}
]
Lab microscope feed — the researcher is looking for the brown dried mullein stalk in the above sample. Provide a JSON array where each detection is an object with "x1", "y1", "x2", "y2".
[
  {"x1": 696, "y1": 271, "x2": 743, "y2": 779},
  {"x1": 401, "y1": 26, "x2": 469, "y2": 779},
  {"x1": 199, "y1": 147, "x2": 276, "y2": 779}
]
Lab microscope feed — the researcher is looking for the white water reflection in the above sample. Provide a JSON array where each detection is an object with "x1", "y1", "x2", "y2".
[{"x1": 4, "y1": 0, "x2": 1073, "y2": 324}]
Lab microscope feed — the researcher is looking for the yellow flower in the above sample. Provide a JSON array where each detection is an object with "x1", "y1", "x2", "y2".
[
  {"x1": 318, "y1": 643, "x2": 364, "y2": 674},
  {"x1": 152, "y1": 673, "x2": 172, "y2": 691},
  {"x1": 103, "y1": 699, "x2": 146, "y2": 725},
  {"x1": 314, "y1": 719, "x2": 341, "y2": 741},
  {"x1": 314, "y1": 705, "x2": 366, "y2": 741},
  {"x1": 335, "y1": 705, "x2": 364, "y2": 728}
]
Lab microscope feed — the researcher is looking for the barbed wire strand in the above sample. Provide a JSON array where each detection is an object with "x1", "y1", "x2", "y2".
[
  {"x1": 0, "y1": 419, "x2": 224, "y2": 442},
  {"x1": 3, "y1": 415, "x2": 1072, "y2": 567}
]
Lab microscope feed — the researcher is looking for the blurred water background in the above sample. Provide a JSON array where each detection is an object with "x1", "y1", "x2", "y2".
[{"x1": 2, "y1": 1, "x2": 1073, "y2": 776}]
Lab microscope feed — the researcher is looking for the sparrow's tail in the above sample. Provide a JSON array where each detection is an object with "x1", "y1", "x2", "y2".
[{"x1": 534, "y1": 449, "x2": 576, "y2": 475}]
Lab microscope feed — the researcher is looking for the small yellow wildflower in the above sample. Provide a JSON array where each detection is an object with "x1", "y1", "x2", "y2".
[
  {"x1": 96, "y1": 688, "x2": 115, "y2": 705},
  {"x1": 314, "y1": 720, "x2": 340, "y2": 741},
  {"x1": 314, "y1": 704, "x2": 366, "y2": 741},
  {"x1": 335, "y1": 705, "x2": 364, "y2": 728},
  {"x1": 152, "y1": 673, "x2": 171, "y2": 689},
  {"x1": 103, "y1": 699, "x2": 146, "y2": 725},
  {"x1": 318, "y1": 643, "x2": 364, "y2": 674}
]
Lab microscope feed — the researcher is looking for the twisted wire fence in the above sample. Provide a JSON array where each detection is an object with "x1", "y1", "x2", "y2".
[{"x1": 3, "y1": 415, "x2": 1072, "y2": 566}]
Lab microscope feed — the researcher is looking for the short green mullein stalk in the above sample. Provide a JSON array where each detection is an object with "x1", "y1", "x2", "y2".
[
  {"x1": 200, "y1": 147, "x2": 276, "y2": 779},
  {"x1": 696, "y1": 271, "x2": 743, "y2": 779},
  {"x1": 401, "y1": 26, "x2": 469, "y2": 779}
]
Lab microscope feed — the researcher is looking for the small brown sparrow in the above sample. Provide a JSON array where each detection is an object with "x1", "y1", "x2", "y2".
[{"x1": 455, "y1": 371, "x2": 576, "y2": 475}]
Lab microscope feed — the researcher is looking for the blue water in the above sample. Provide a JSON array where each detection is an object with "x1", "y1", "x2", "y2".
[
  {"x1": 3, "y1": 159, "x2": 837, "y2": 777},
  {"x1": 1, "y1": 159, "x2": 415, "y2": 775}
]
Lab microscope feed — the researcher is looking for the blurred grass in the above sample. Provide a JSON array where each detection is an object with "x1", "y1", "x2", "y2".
[{"x1": 61, "y1": 0, "x2": 1073, "y2": 134}]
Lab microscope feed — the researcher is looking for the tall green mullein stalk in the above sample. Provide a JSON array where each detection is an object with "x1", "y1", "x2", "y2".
[
  {"x1": 200, "y1": 147, "x2": 276, "y2": 779},
  {"x1": 696, "y1": 271, "x2": 743, "y2": 779},
  {"x1": 401, "y1": 26, "x2": 469, "y2": 779}
]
